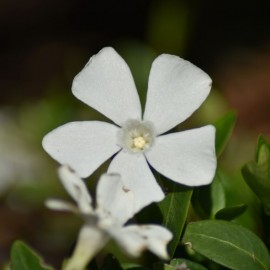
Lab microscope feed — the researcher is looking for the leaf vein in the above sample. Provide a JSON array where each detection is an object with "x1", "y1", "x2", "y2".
[{"x1": 189, "y1": 232, "x2": 268, "y2": 269}]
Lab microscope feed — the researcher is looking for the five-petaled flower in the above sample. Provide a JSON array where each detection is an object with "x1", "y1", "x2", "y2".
[
  {"x1": 46, "y1": 165, "x2": 172, "y2": 270},
  {"x1": 43, "y1": 47, "x2": 217, "y2": 211}
]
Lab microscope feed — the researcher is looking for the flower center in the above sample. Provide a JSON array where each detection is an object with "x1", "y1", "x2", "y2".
[
  {"x1": 119, "y1": 119, "x2": 155, "y2": 153},
  {"x1": 133, "y1": 136, "x2": 146, "y2": 149}
]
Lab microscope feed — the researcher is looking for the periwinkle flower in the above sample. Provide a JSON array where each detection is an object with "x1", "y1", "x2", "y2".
[{"x1": 43, "y1": 47, "x2": 216, "y2": 211}]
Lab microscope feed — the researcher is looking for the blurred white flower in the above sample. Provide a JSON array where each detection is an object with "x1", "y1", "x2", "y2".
[
  {"x1": 0, "y1": 111, "x2": 41, "y2": 195},
  {"x1": 43, "y1": 47, "x2": 216, "y2": 211},
  {"x1": 46, "y1": 165, "x2": 172, "y2": 270}
]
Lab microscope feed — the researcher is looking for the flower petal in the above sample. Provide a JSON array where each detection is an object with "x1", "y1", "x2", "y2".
[
  {"x1": 143, "y1": 54, "x2": 212, "y2": 135},
  {"x1": 64, "y1": 225, "x2": 109, "y2": 270},
  {"x1": 72, "y1": 47, "x2": 142, "y2": 126},
  {"x1": 109, "y1": 224, "x2": 172, "y2": 259},
  {"x1": 57, "y1": 165, "x2": 93, "y2": 214},
  {"x1": 107, "y1": 151, "x2": 164, "y2": 213},
  {"x1": 42, "y1": 121, "x2": 121, "y2": 178},
  {"x1": 45, "y1": 199, "x2": 78, "y2": 213},
  {"x1": 146, "y1": 125, "x2": 217, "y2": 186},
  {"x1": 96, "y1": 173, "x2": 134, "y2": 225}
]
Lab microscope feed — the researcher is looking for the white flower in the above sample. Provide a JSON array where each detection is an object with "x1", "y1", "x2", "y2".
[
  {"x1": 0, "y1": 111, "x2": 43, "y2": 195},
  {"x1": 42, "y1": 47, "x2": 217, "y2": 211},
  {"x1": 46, "y1": 165, "x2": 172, "y2": 270}
]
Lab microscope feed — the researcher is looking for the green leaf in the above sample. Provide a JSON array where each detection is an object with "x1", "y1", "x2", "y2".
[
  {"x1": 170, "y1": 258, "x2": 208, "y2": 270},
  {"x1": 157, "y1": 181, "x2": 192, "y2": 258},
  {"x1": 242, "y1": 136, "x2": 270, "y2": 213},
  {"x1": 214, "y1": 111, "x2": 236, "y2": 157},
  {"x1": 10, "y1": 241, "x2": 53, "y2": 270},
  {"x1": 154, "y1": 259, "x2": 207, "y2": 270},
  {"x1": 192, "y1": 172, "x2": 226, "y2": 219},
  {"x1": 255, "y1": 136, "x2": 268, "y2": 162},
  {"x1": 215, "y1": 204, "x2": 247, "y2": 220},
  {"x1": 153, "y1": 262, "x2": 174, "y2": 270},
  {"x1": 182, "y1": 220, "x2": 270, "y2": 270}
]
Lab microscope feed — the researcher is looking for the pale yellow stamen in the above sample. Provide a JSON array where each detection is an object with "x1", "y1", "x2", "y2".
[
  {"x1": 133, "y1": 136, "x2": 146, "y2": 150},
  {"x1": 118, "y1": 119, "x2": 155, "y2": 153}
]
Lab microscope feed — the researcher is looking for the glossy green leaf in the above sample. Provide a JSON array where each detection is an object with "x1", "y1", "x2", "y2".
[
  {"x1": 10, "y1": 241, "x2": 53, "y2": 270},
  {"x1": 157, "y1": 181, "x2": 192, "y2": 257},
  {"x1": 183, "y1": 220, "x2": 270, "y2": 270},
  {"x1": 215, "y1": 204, "x2": 247, "y2": 220},
  {"x1": 170, "y1": 258, "x2": 207, "y2": 270},
  {"x1": 214, "y1": 111, "x2": 236, "y2": 157},
  {"x1": 242, "y1": 136, "x2": 270, "y2": 213},
  {"x1": 192, "y1": 172, "x2": 226, "y2": 219}
]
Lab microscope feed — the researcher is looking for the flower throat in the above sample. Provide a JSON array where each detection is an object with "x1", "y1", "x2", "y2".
[{"x1": 119, "y1": 119, "x2": 155, "y2": 153}]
